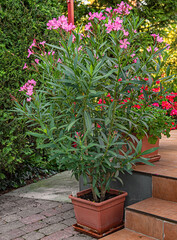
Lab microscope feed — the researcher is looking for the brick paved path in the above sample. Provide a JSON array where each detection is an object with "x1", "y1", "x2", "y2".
[{"x1": 0, "y1": 196, "x2": 94, "y2": 240}]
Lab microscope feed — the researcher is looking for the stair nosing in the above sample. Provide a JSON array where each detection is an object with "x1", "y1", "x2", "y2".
[
  {"x1": 126, "y1": 198, "x2": 177, "y2": 224},
  {"x1": 133, "y1": 169, "x2": 177, "y2": 180}
]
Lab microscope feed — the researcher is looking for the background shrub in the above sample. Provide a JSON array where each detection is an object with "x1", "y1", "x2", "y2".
[{"x1": 0, "y1": 0, "x2": 64, "y2": 190}]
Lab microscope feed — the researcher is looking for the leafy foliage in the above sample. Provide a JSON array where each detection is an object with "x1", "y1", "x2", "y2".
[
  {"x1": 14, "y1": 4, "x2": 173, "y2": 202},
  {"x1": 0, "y1": 0, "x2": 64, "y2": 189}
]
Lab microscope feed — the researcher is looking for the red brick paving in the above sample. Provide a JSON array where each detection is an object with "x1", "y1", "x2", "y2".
[{"x1": 0, "y1": 196, "x2": 93, "y2": 240}]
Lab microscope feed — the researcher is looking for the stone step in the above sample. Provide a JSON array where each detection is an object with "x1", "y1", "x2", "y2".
[
  {"x1": 125, "y1": 197, "x2": 177, "y2": 240},
  {"x1": 133, "y1": 130, "x2": 177, "y2": 180},
  {"x1": 100, "y1": 228, "x2": 156, "y2": 240},
  {"x1": 152, "y1": 176, "x2": 177, "y2": 202}
]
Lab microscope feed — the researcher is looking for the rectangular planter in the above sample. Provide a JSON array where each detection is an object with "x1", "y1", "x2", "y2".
[{"x1": 69, "y1": 188, "x2": 127, "y2": 234}]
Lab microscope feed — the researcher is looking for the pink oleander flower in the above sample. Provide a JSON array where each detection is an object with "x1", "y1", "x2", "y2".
[
  {"x1": 154, "y1": 47, "x2": 159, "y2": 52},
  {"x1": 147, "y1": 46, "x2": 152, "y2": 52},
  {"x1": 27, "y1": 97, "x2": 31, "y2": 102},
  {"x1": 114, "y1": 1, "x2": 132, "y2": 15},
  {"x1": 119, "y1": 39, "x2": 130, "y2": 49},
  {"x1": 35, "y1": 59, "x2": 39, "y2": 64},
  {"x1": 47, "y1": 15, "x2": 75, "y2": 32},
  {"x1": 134, "y1": 29, "x2": 137, "y2": 33},
  {"x1": 113, "y1": 17, "x2": 123, "y2": 31},
  {"x1": 29, "y1": 39, "x2": 36, "y2": 49},
  {"x1": 156, "y1": 35, "x2": 163, "y2": 43},
  {"x1": 78, "y1": 46, "x2": 82, "y2": 52},
  {"x1": 28, "y1": 79, "x2": 36, "y2": 86},
  {"x1": 105, "y1": 20, "x2": 114, "y2": 33},
  {"x1": 27, "y1": 49, "x2": 33, "y2": 58},
  {"x1": 123, "y1": 29, "x2": 129, "y2": 36},
  {"x1": 152, "y1": 103, "x2": 160, "y2": 107},
  {"x1": 133, "y1": 58, "x2": 138, "y2": 63},
  {"x1": 131, "y1": 53, "x2": 135, "y2": 58},
  {"x1": 23, "y1": 63, "x2": 28, "y2": 69},
  {"x1": 166, "y1": 44, "x2": 170, "y2": 50},
  {"x1": 105, "y1": 7, "x2": 112, "y2": 13},
  {"x1": 97, "y1": 123, "x2": 101, "y2": 128},
  {"x1": 85, "y1": 22, "x2": 92, "y2": 31},
  {"x1": 88, "y1": 12, "x2": 106, "y2": 21},
  {"x1": 39, "y1": 41, "x2": 46, "y2": 46},
  {"x1": 57, "y1": 58, "x2": 62, "y2": 63},
  {"x1": 151, "y1": 33, "x2": 158, "y2": 39},
  {"x1": 118, "y1": 78, "x2": 122, "y2": 82},
  {"x1": 72, "y1": 35, "x2": 76, "y2": 42}
]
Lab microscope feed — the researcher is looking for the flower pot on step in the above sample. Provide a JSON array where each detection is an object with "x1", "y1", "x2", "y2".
[
  {"x1": 69, "y1": 188, "x2": 127, "y2": 238},
  {"x1": 139, "y1": 135, "x2": 161, "y2": 163}
]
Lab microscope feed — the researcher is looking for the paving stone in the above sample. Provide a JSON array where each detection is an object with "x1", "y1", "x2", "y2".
[
  {"x1": 39, "y1": 202, "x2": 60, "y2": 210},
  {"x1": 0, "y1": 228, "x2": 25, "y2": 240},
  {"x1": 20, "y1": 222, "x2": 47, "y2": 233},
  {"x1": 41, "y1": 208, "x2": 59, "y2": 217},
  {"x1": 60, "y1": 210, "x2": 75, "y2": 220},
  {"x1": 0, "y1": 221, "x2": 24, "y2": 234},
  {"x1": 60, "y1": 204, "x2": 73, "y2": 213},
  {"x1": 38, "y1": 222, "x2": 66, "y2": 235},
  {"x1": 22, "y1": 231, "x2": 45, "y2": 240},
  {"x1": 62, "y1": 218, "x2": 76, "y2": 227},
  {"x1": 41, "y1": 214, "x2": 63, "y2": 225},
  {"x1": 13, "y1": 238, "x2": 24, "y2": 240},
  {"x1": 2, "y1": 214, "x2": 22, "y2": 223},
  {"x1": 41, "y1": 230, "x2": 73, "y2": 240},
  {"x1": 18, "y1": 208, "x2": 43, "y2": 218},
  {"x1": 64, "y1": 235, "x2": 94, "y2": 240},
  {"x1": 20, "y1": 214, "x2": 46, "y2": 224},
  {"x1": 64, "y1": 226, "x2": 78, "y2": 235},
  {"x1": 0, "y1": 220, "x2": 6, "y2": 226}
]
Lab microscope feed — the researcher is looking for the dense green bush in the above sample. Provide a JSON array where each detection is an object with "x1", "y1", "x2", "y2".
[{"x1": 0, "y1": 0, "x2": 64, "y2": 190}]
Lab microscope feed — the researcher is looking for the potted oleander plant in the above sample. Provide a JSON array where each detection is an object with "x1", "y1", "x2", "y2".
[{"x1": 14, "y1": 1, "x2": 173, "y2": 237}]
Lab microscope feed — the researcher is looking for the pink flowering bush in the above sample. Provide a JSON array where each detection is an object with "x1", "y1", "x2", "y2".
[{"x1": 15, "y1": 1, "x2": 174, "y2": 202}]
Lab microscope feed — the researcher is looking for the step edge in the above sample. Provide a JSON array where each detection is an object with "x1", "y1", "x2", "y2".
[
  {"x1": 133, "y1": 170, "x2": 177, "y2": 180},
  {"x1": 124, "y1": 228, "x2": 159, "y2": 240},
  {"x1": 126, "y1": 207, "x2": 177, "y2": 224}
]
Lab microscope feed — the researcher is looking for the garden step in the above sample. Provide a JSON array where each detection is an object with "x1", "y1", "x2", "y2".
[
  {"x1": 133, "y1": 130, "x2": 177, "y2": 180},
  {"x1": 100, "y1": 228, "x2": 156, "y2": 239},
  {"x1": 125, "y1": 197, "x2": 177, "y2": 240},
  {"x1": 152, "y1": 176, "x2": 177, "y2": 202}
]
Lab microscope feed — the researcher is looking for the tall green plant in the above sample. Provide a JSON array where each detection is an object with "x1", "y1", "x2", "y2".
[{"x1": 14, "y1": 2, "x2": 173, "y2": 202}]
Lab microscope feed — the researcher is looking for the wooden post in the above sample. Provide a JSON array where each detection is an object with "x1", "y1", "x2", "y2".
[{"x1": 67, "y1": 0, "x2": 74, "y2": 25}]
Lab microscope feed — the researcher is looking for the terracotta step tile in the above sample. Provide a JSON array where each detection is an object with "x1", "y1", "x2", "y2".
[
  {"x1": 152, "y1": 176, "x2": 177, "y2": 202},
  {"x1": 125, "y1": 210, "x2": 163, "y2": 239},
  {"x1": 164, "y1": 221, "x2": 177, "y2": 240},
  {"x1": 127, "y1": 197, "x2": 177, "y2": 223},
  {"x1": 134, "y1": 130, "x2": 177, "y2": 179},
  {"x1": 100, "y1": 228, "x2": 156, "y2": 240}
]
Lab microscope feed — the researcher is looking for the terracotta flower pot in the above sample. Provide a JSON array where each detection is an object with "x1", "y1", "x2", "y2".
[
  {"x1": 69, "y1": 188, "x2": 127, "y2": 237},
  {"x1": 140, "y1": 135, "x2": 160, "y2": 161},
  {"x1": 122, "y1": 135, "x2": 161, "y2": 164}
]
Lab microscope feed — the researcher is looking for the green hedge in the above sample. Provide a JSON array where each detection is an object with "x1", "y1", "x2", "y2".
[{"x1": 0, "y1": 0, "x2": 64, "y2": 190}]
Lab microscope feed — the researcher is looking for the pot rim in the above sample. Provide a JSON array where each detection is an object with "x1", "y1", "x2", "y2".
[{"x1": 69, "y1": 188, "x2": 128, "y2": 206}]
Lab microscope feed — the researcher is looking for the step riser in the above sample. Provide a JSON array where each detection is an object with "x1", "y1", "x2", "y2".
[
  {"x1": 152, "y1": 176, "x2": 177, "y2": 202},
  {"x1": 125, "y1": 210, "x2": 177, "y2": 240}
]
